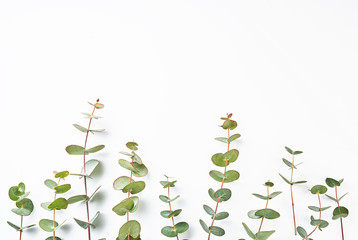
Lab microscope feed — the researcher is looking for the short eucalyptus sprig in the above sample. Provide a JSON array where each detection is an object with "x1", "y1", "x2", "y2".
[
  {"x1": 112, "y1": 141, "x2": 148, "y2": 240},
  {"x1": 7, "y1": 182, "x2": 36, "y2": 239},
  {"x1": 39, "y1": 171, "x2": 71, "y2": 240},
  {"x1": 325, "y1": 178, "x2": 349, "y2": 240},
  {"x1": 240, "y1": 181, "x2": 281, "y2": 240},
  {"x1": 296, "y1": 184, "x2": 330, "y2": 240},
  {"x1": 65, "y1": 99, "x2": 105, "y2": 240},
  {"x1": 278, "y1": 146, "x2": 306, "y2": 236},
  {"x1": 159, "y1": 175, "x2": 189, "y2": 239},
  {"x1": 200, "y1": 113, "x2": 241, "y2": 239}
]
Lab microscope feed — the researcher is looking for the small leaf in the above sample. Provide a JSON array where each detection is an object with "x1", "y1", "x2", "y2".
[
  {"x1": 252, "y1": 193, "x2": 267, "y2": 200},
  {"x1": 199, "y1": 219, "x2": 209, "y2": 233},
  {"x1": 73, "y1": 124, "x2": 88, "y2": 133},
  {"x1": 74, "y1": 218, "x2": 90, "y2": 229},
  {"x1": 11, "y1": 208, "x2": 31, "y2": 216},
  {"x1": 8, "y1": 186, "x2": 20, "y2": 201},
  {"x1": 292, "y1": 180, "x2": 307, "y2": 185},
  {"x1": 122, "y1": 181, "x2": 145, "y2": 195},
  {"x1": 208, "y1": 188, "x2": 221, "y2": 202},
  {"x1": 214, "y1": 188, "x2": 231, "y2": 201},
  {"x1": 211, "y1": 153, "x2": 227, "y2": 167},
  {"x1": 279, "y1": 173, "x2": 291, "y2": 185},
  {"x1": 310, "y1": 217, "x2": 329, "y2": 228},
  {"x1": 175, "y1": 222, "x2": 189, "y2": 233},
  {"x1": 264, "y1": 181, "x2": 274, "y2": 187},
  {"x1": 40, "y1": 202, "x2": 52, "y2": 211},
  {"x1": 44, "y1": 179, "x2": 58, "y2": 190},
  {"x1": 118, "y1": 159, "x2": 135, "y2": 172},
  {"x1": 126, "y1": 142, "x2": 138, "y2": 151},
  {"x1": 48, "y1": 198, "x2": 68, "y2": 210},
  {"x1": 338, "y1": 192, "x2": 349, "y2": 202},
  {"x1": 87, "y1": 185, "x2": 101, "y2": 202},
  {"x1": 310, "y1": 185, "x2": 328, "y2": 194},
  {"x1": 7, "y1": 221, "x2": 21, "y2": 231},
  {"x1": 86, "y1": 145, "x2": 105, "y2": 154},
  {"x1": 39, "y1": 219, "x2": 58, "y2": 232},
  {"x1": 80, "y1": 159, "x2": 100, "y2": 178},
  {"x1": 203, "y1": 204, "x2": 215, "y2": 216},
  {"x1": 66, "y1": 145, "x2": 86, "y2": 155},
  {"x1": 209, "y1": 226, "x2": 225, "y2": 236},
  {"x1": 118, "y1": 220, "x2": 141, "y2": 240},
  {"x1": 256, "y1": 230, "x2": 275, "y2": 240},
  {"x1": 119, "y1": 151, "x2": 133, "y2": 156},
  {"x1": 228, "y1": 134, "x2": 241, "y2": 142},
  {"x1": 112, "y1": 198, "x2": 134, "y2": 216},
  {"x1": 325, "y1": 194, "x2": 337, "y2": 202},
  {"x1": 332, "y1": 206, "x2": 349, "y2": 220},
  {"x1": 222, "y1": 119, "x2": 237, "y2": 130},
  {"x1": 54, "y1": 171, "x2": 69, "y2": 179},
  {"x1": 132, "y1": 152, "x2": 142, "y2": 164},
  {"x1": 297, "y1": 226, "x2": 307, "y2": 238},
  {"x1": 293, "y1": 151, "x2": 303, "y2": 155},
  {"x1": 215, "y1": 211, "x2": 229, "y2": 220},
  {"x1": 113, "y1": 176, "x2": 133, "y2": 190},
  {"x1": 255, "y1": 209, "x2": 280, "y2": 219},
  {"x1": 215, "y1": 137, "x2": 228, "y2": 143},
  {"x1": 14, "y1": 198, "x2": 34, "y2": 216},
  {"x1": 285, "y1": 146, "x2": 293, "y2": 154},
  {"x1": 325, "y1": 178, "x2": 341, "y2": 188},
  {"x1": 223, "y1": 149, "x2": 239, "y2": 163},
  {"x1": 132, "y1": 163, "x2": 148, "y2": 177},
  {"x1": 90, "y1": 211, "x2": 100, "y2": 225},
  {"x1": 268, "y1": 191, "x2": 282, "y2": 199},
  {"x1": 242, "y1": 222, "x2": 255, "y2": 239},
  {"x1": 68, "y1": 195, "x2": 89, "y2": 204},
  {"x1": 94, "y1": 102, "x2": 104, "y2": 109},
  {"x1": 248, "y1": 210, "x2": 261, "y2": 219},
  {"x1": 282, "y1": 158, "x2": 296, "y2": 169},
  {"x1": 54, "y1": 184, "x2": 71, "y2": 194},
  {"x1": 161, "y1": 226, "x2": 177, "y2": 237}
]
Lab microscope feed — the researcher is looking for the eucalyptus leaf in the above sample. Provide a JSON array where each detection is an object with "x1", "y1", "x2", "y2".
[
  {"x1": 222, "y1": 119, "x2": 237, "y2": 130},
  {"x1": 44, "y1": 179, "x2": 57, "y2": 190},
  {"x1": 122, "y1": 181, "x2": 145, "y2": 195},
  {"x1": 112, "y1": 198, "x2": 134, "y2": 216},
  {"x1": 256, "y1": 230, "x2": 275, "y2": 240},
  {"x1": 175, "y1": 222, "x2": 189, "y2": 233},
  {"x1": 68, "y1": 195, "x2": 89, "y2": 204},
  {"x1": 223, "y1": 149, "x2": 239, "y2": 163},
  {"x1": 215, "y1": 137, "x2": 228, "y2": 143},
  {"x1": 254, "y1": 209, "x2": 280, "y2": 219},
  {"x1": 7, "y1": 221, "x2": 21, "y2": 231},
  {"x1": 73, "y1": 124, "x2": 88, "y2": 133},
  {"x1": 297, "y1": 226, "x2": 307, "y2": 238},
  {"x1": 242, "y1": 222, "x2": 255, "y2": 239},
  {"x1": 310, "y1": 185, "x2": 328, "y2": 194},
  {"x1": 209, "y1": 225, "x2": 225, "y2": 236},
  {"x1": 325, "y1": 178, "x2": 341, "y2": 188},
  {"x1": 161, "y1": 226, "x2": 177, "y2": 237},
  {"x1": 80, "y1": 159, "x2": 100, "y2": 178},
  {"x1": 332, "y1": 206, "x2": 349, "y2": 220},
  {"x1": 55, "y1": 184, "x2": 71, "y2": 194},
  {"x1": 113, "y1": 176, "x2": 133, "y2": 190},
  {"x1": 228, "y1": 133, "x2": 241, "y2": 142},
  {"x1": 118, "y1": 220, "x2": 141, "y2": 240},
  {"x1": 214, "y1": 188, "x2": 231, "y2": 201},
  {"x1": 86, "y1": 145, "x2": 105, "y2": 154},
  {"x1": 48, "y1": 198, "x2": 68, "y2": 210},
  {"x1": 214, "y1": 211, "x2": 229, "y2": 220},
  {"x1": 199, "y1": 219, "x2": 209, "y2": 233},
  {"x1": 203, "y1": 204, "x2": 215, "y2": 216},
  {"x1": 66, "y1": 145, "x2": 86, "y2": 155},
  {"x1": 39, "y1": 219, "x2": 58, "y2": 232},
  {"x1": 126, "y1": 142, "x2": 138, "y2": 151},
  {"x1": 54, "y1": 171, "x2": 69, "y2": 179}
]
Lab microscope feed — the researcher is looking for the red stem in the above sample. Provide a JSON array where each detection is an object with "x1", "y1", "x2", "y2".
[
  {"x1": 208, "y1": 129, "x2": 230, "y2": 240},
  {"x1": 83, "y1": 103, "x2": 97, "y2": 240},
  {"x1": 335, "y1": 186, "x2": 345, "y2": 240},
  {"x1": 19, "y1": 200, "x2": 23, "y2": 240}
]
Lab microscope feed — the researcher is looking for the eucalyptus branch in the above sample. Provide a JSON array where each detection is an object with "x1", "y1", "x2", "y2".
[
  {"x1": 297, "y1": 185, "x2": 330, "y2": 240},
  {"x1": 7, "y1": 182, "x2": 36, "y2": 239},
  {"x1": 325, "y1": 178, "x2": 349, "y2": 240},
  {"x1": 278, "y1": 146, "x2": 306, "y2": 236},
  {"x1": 159, "y1": 175, "x2": 189, "y2": 239},
  {"x1": 65, "y1": 99, "x2": 105, "y2": 240},
  {"x1": 39, "y1": 171, "x2": 71, "y2": 240},
  {"x1": 112, "y1": 141, "x2": 148, "y2": 240},
  {"x1": 200, "y1": 113, "x2": 241, "y2": 239},
  {"x1": 240, "y1": 181, "x2": 281, "y2": 240}
]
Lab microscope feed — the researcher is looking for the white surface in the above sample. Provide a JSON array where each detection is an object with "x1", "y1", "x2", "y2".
[{"x1": 0, "y1": 1, "x2": 357, "y2": 239}]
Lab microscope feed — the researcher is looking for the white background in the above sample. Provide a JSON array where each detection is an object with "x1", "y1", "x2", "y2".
[{"x1": 0, "y1": 1, "x2": 357, "y2": 239}]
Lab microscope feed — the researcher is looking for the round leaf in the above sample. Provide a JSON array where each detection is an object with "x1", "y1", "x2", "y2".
[
  {"x1": 65, "y1": 145, "x2": 86, "y2": 155},
  {"x1": 15, "y1": 198, "x2": 34, "y2": 215},
  {"x1": 39, "y1": 219, "x2": 58, "y2": 232},
  {"x1": 254, "y1": 209, "x2": 280, "y2": 219},
  {"x1": 122, "y1": 181, "x2": 145, "y2": 194},
  {"x1": 211, "y1": 153, "x2": 226, "y2": 167},
  {"x1": 209, "y1": 226, "x2": 225, "y2": 236},
  {"x1": 55, "y1": 184, "x2": 71, "y2": 194},
  {"x1": 55, "y1": 171, "x2": 69, "y2": 179},
  {"x1": 112, "y1": 198, "x2": 134, "y2": 216},
  {"x1": 214, "y1": 188, "x2": 231, "y2": 201},
  {"x1": 325, "y1": 178, "x2": 341, "y2": 188},
  {"x1": 223, "y1": 149, "x2": 239, "y2": 163},
  {"x1": 161, "y1": 226, "x2": 177, "y2": 237},
  {"x1": 113, "y1": 176, "x2": 133, "y2": 190},
  {"x1": 126, "y1": 142, "x2": 138, "y2": 151},
  {"x1": 132, "y1": 163, "x2": 148, "y2": 177},
  {"x1": 332, "y1": 206, "x2": 349, "y2": 220},
  {"x1": 48, "y1": 198, "x2": 68, "y2": 210},
  {"x1": 310, "y1": 185, "x2": 328, "y2": 194},
  {"x1": 175, "y1": 222, "x2": 189, "y2": 233},
  {"x1": 118, "y1": 220, "x2": 141, "y2": 240}
]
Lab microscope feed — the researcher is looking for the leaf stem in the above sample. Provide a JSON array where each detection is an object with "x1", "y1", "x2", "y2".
[
  {"x1": 208, "y1": 128, "x2": 230, "y2": 240},
  {"x1": 258, "y1": 184, "x2": 270, "y2": 233},
  {"x1": 303, "y1": 193, "x2": 321, "y2": 240},
  {"x1": 290, "y1": 153, "x2": 297, "y2": 235},
  {"x1": 19, "y1": 201, "x2": 23, "y2": 240},
  {"x1": 126, "y1": 156, "x2": 134, "y2": 240},
  {"x1": 335, "y1": 185, "x2": 345, "y2": 240},
  {"x1": 83, "y1": 103, "x2": 97, "y2": 240},
  {"x1": 167, "y1": 176, "x2": 179, "y2": 240},
  {"x1": 53, "y1": 178, "x2": 61, "y2": 240}
]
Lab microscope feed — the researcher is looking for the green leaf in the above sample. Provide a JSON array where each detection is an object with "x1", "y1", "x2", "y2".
[
  {"x1": 256, "y1": 230, "x2": 275, "y2": 240},
  {"x1": 292, "y1": 180, "x2": 307, "y2": 185},
  {"x1": 209, "y1": 170, "x2": 239, "y2": 183},
  {"x1": 203, "y1": 204, "x2": 215, "y2": 216},
  {"x1": 122, "y1": 181, "x2": 145, "y2": 194},
  {"x1": 199, "y1": 219, "x2": 209, "y2": 233},
  {"x1": 208, "y1": 188, "x2": 221, "y2": 202},
  {"x1": 48, "y1": 198, "x2": 68, "y2": 210},
  {"x1": 248, "y1": 210, "x2": 261, "y2": 219},
  {"x1": 242, "y1": 222, "x2": 255, "y2": 239},
  {"x1": 40, "y1": 202, "x2": 52, "y2": 211},
  {"x1": 114, "y1": 176, "x2": 133, "y2": 190},
  {"x1": 18, "y1": 182, "x2": 25, "y2": 193},
  {"x1": 338, "y1": 192, "x2": 349, "y2": 202},
  {"x1": 66, "y1": 145, "x2": 86, "y2": 155},
  {"x1": 14, "y1": 198, "x2": 34, "y2": 216},
  {"x1": 132, "y1": 163, "x2": 148, "y2": 177},
  {"x1": 86, "y1": 185, "x2": 101, "y2": 202},
  {"x1": 54, "y1": 171, "x2": 69, "y2": 179},
  {"x1": 118, "y1": 159, "x2": 135, "y2": 171},
  {"x1": 11, "y1": 208, "x2": 31, "y2": 216},
  {"x1": 8, "y1": 186, "x2": 20, "y2": 201},
  {"x1": 126, "y1": 142, "x2": 138, "y2": 151},
  {"x1": 118, "y1": 220, "x2": 141, "y2": 240},
  {"x1": 209, "y1": 226, "x2": 225, "y2": 236},
  {"x1": 264, "y1": 181, "x2": 274, "y2": 187},
  {"x1": 55, "y1": 184, "x2": 71, "y2": 194},
  {"x1": 39, "y1": 219, "x2": 58, "y2": 232},
  {"x1": 112, "y1": 198, "x2": 134, "y2": 216},
  {"x1": 297, "y1": 226, "x2": 307, "y2": 238},
  {"x1": 45, "y1": 237, "x2": 61, "y2": 240},
  {"x1": 161, "y1": 226, "x2": 177, "y2": 237},
  {"x1": 255, "y1": 209, "x2": 280, "y2": 219},
  {"x1": 285, "y1": 146, "x2": 293, "y2": 154},
  {"x1": 282, "y1": 158, "x2": 296, "y2": 169},
  {"x1": 310, "y1": 217, "x2": 329, "y2": 228},
  {"x1": 160, "y1": 180, "x2": 177, "y2": 188},
  {"x1": 86, "y1": 145, "x2": 105, "y2": 154},
  {"x1": 80, "y1": 159, "x2": 100, "y2": 178},
  {"x1": 132, "y1": 152, "x2": 142, "y2": 164},
  {"x1": 228, "y1": 134, "x2": 241, "y2": 142},
  {"x1": 7, "y1": 221, "x2": 21, "y2": 231},
  {"x1": 119, "y1": 151, "x2": 133, "y2": 156},
  {"x1": 279, "y1": 173, "x2": 291, "y2": 185},
  {"x1": 20, "y1": 224, "x2": 36, "y2": 231},
  {"x1": 252, "y1": 193, "x2": 267, "y2": 200},
  {"x1": 128, "y1": 196, "x2": 139, "y2": 213},
  {"x1": 44, "y1": 179, "x2": 58, "y2": 190},
  {"x1": 325, "y1": 194, "x2": 337, "y2": 202},
  {"x1": 211, "y1": 153, "x2": 227, "y2": 167},
  {"x1": 325, "y1": 178, "x2": 341, "y2": 188},
  {"x1": 223, "y1": 149, "x2": 239, "y2": 163},
  {"x1": 215, "y1": 137, "x2": 228, "y2": 143},
  {"x1": 214, "y1": 188, "x2": 231, "y2": 201},
  {"x1": 215, "y1": 211, "x2": 229, "y2": 220},
  {"x1": 68, "y1": 195, "x2": 89, "y2": 204},
  {"x1": 222, "y1": 119, "x2": 237, "y2": 130},
  {"x1": 73, "y1": 124, "x2": 88, "y2": 133},
  {"x1": 310, "y1": 185, "x2": 328, "y2": 194},
  {"x1": 333, "y1": 206, "x2": 349, "y2": 220},
  {"x1": 268, "y1": 191, "x2": 282, "y2": 199},
  {"x1": 89, "y1": 129, "x2": 105, "y2": 134},
  {"x1": 209, "y1": 170, "x2": 225, "y2": 182},
  {"x1": 293, "y1": 151, "x2": 303, "y2": 155},
  {"x1": 175, "y1": 222, "x2": 189, "y2": 233},
  {"x1": 74, "y1": 218, "x2": 91, "y2": 229}
]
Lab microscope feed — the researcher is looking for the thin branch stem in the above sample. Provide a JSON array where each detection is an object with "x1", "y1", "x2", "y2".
[
  {"x1": 19, "y1": 201, "x2": 23, "y2": 240},
  {"x1": 290, "y1": 153, "x2": 297, "y2": 235},
  {"x1": 126, "y1": 157, "x2": 134, "y2": 240},
  {"x1": 258, "y1": 185, "x2": 270, "y2": 233},
  {"x1": 304, "y1": 193, "x2": 321, "y2": 240},
  {"x1": 208, "y1": 128, "x2": 230, "y2": 240},
  {"x1": 335, "y1": 186, "x2": 345, "y2": 240},
  {"x1": 167, "y1": 176, "x2": 179, "y2": 240},
  {"x1": 53, "y1": 178, "x2": 61, "y2": 240},
  {"x1": 82, "y1": 101, "x2": 98, "y2": 240}
]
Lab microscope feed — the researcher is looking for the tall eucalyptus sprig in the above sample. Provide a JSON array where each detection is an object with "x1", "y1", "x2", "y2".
[
  {"x1": 278, "y1": 146, "x2": 306, "y2": 236},
  {"x1": 240, "y1": 181, "x2": 281, "y2": 240},
  {"x1": 325, "y1": 178, "x2": 349, "y2": 240},
  {"x1": 112, "y1": 141, "x2": 148, "y2": 240},
  {"x1": 159, "y1": 175, "x2": 189, "y2": 239},
  {"x1": 39, "y1": 171, "x2": 71, "y2": 240},
  {"x1": 296, "y1": 185, "x2": 330, "y2": 240},
  {"x1": 65, "y1": 99, "x2": 105, "y2": 240},
  {"x1": 7, "y1": 182, "x2": 36, "y2": 239},
  {"x1": 200, "y1": 113, "x2": 241, "y2": 239}
]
